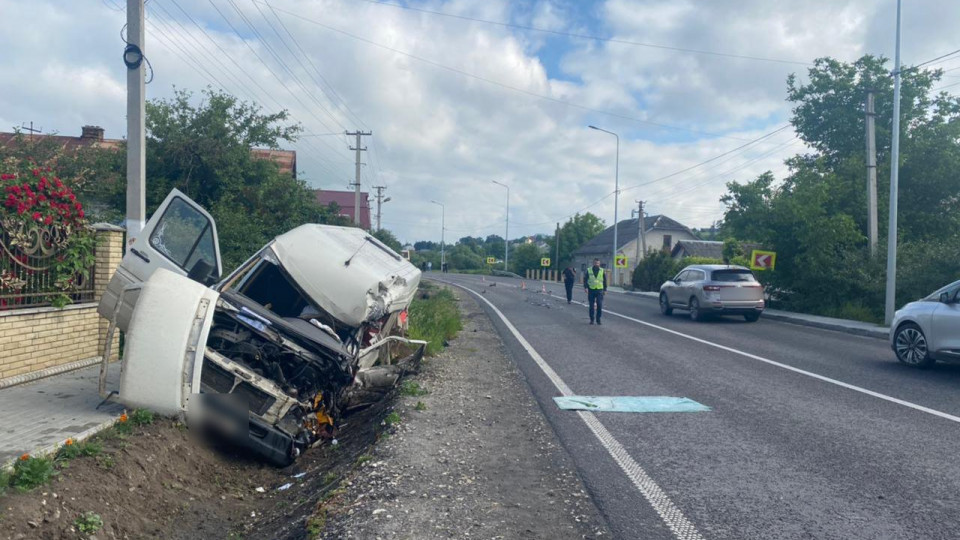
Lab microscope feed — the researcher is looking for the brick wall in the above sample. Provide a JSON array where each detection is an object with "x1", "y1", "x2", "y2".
[{"x1": 0, "y1": 225, "x2": 124, "y2": 380}]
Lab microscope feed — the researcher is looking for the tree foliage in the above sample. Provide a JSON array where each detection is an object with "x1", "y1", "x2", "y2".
[
  {"x1": 720, "y1": 55, "x2": 960, "y2": 321},
  {"x1": 144, "y1": 88, "x2": 341, "y2": 271},
  {"x1": 550, "y1": 212, "x2": 606, "y2": 265}
]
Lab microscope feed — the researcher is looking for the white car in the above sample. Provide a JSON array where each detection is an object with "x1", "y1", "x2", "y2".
[
  {"x1": 98, "y1": 189, "x2": 424, "y2": 465},
  {"x1": 890, "y1": 280, "x2": 960, "y2": 368}
]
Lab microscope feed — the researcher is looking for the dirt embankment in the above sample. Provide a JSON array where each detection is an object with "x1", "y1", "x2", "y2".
[
  {"x1": 318, "y1": 286, "x2": 609, "y2": 539},
  {"x1": 1, "y1": 285, "x2": 608, "y2": 539}
]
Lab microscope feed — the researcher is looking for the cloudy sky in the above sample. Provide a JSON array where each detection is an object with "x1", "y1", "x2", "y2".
[{"x1": 1, "y1": 0, "x2": 958, "y2": 244}]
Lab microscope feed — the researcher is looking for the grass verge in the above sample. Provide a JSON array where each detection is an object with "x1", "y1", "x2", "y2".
[{"x1": 408, "y1": 285, "x2": 462, "y2": 356}]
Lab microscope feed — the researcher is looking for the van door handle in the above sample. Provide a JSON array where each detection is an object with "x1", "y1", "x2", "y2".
[{"x1": 130, "y1": 248, "x2": 150, "y2": 263}]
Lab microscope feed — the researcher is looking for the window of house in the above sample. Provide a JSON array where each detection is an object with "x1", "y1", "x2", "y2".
[{"x1": 662, "y1": 235, "x2": 672, "y2": 250}]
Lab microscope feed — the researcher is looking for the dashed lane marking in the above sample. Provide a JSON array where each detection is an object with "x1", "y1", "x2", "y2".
[{"x1": 439, "y1": 279, "x2": 706, "y2": 540}]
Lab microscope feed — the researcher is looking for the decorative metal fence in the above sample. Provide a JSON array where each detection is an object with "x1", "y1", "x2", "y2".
[{"x1": 0, "y1": 220, "x2": 96, "y2": 310}]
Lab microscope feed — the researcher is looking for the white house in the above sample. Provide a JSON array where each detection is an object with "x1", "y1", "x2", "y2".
[{"x1": 571, "y1": 215, "x2": 699, "y2": 286}]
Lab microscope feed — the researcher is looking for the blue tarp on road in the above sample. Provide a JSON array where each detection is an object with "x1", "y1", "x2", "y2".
[{"x1": 553, "y1": 396, "x2": 711, "y2": 413}]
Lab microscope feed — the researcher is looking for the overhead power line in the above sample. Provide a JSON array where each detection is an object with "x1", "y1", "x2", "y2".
[{"x1": 347, "y1": 0, "x2": 812, "y2": 67}]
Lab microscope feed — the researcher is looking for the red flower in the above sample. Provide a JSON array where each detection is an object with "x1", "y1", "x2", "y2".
[
  {"x1": 43, "y1": 215, "x2": 53, "y2": 225},
  {"x1": 74, "y1": 202, "x2": 82, "y2": 210},
  {"x1": 37, "y1": 195, "x2": 46, "y2": 202},
  {"x1": 16, "y1": 203, "x2": 26, "y2": 214},
  {"x1": 77, "y1": 209, "x2": 85, "y2": 219},
  {"x1": 68, "y1": 193, "x2": 76, "y2": 202},
  {"x1": 32, "y1": 169, "x2": 39, "y2": 176},
  {"x1": 54, "y1": 178, "x2": 63, "y2": 188},
  {"x1": 32, "y1": 211, "x2": 41, "y2": 221}
]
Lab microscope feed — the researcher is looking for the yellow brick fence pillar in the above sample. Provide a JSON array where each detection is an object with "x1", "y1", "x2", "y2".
[{"x1": 92, "y1": 224, "x2": 125, "y2": 362}]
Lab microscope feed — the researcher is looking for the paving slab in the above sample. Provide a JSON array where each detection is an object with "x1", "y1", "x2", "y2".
[{"x1": 0, "y1": 363, "x2": 122, "y2": 466}]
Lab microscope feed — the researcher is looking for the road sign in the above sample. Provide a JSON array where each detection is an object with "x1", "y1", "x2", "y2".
[
  {"x1": 614, "y1": 255, "x2": 628, "y2": 268},
  {"x1": 750, "y1": 250, "x2": 777, "y2": 271},
  {"x1": 486, "y1": 257, "x2": 495, "y2": 265},
  {"x1": 540, "y1": 257, "x2": 551, "y2": 267}
]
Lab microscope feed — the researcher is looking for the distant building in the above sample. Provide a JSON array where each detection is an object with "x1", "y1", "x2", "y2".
[
  {"x1": 0, "y1": 126, "x2": 297, "y2": 177},
  {"x1": 315, "y1": 189, "x2": 371, "y2": 229},
  {"x1": 671, "y1": 239, "x2": 762, "y2": 262},
  {"x1": 670, "y1": 240, "x2": 724, "y2": 260},
  {"x1": 571, "y1": 215, "x2": 698, "y2": 286}
]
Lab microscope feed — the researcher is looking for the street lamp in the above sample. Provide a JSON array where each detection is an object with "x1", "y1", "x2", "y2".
[
  {"x1": 491, "y1": 180, "x2": 510, "y2": 272},
  {"x1": 430, "y1": 200, "x2": 445, "y2": 271},
  {"x1": 589, "y1": 125, "x2": 620, "y2": 285}
]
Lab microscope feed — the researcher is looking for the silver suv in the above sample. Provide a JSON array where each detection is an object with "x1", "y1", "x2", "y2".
[
  {"x1": 659, "y1": 264, "x2": 765, "y2": 322},
  {"x1": 890, "y1": 279, "x2": 960, "y2": 368}
]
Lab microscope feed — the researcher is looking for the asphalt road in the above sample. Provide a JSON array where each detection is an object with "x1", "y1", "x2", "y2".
[{"x1": 430, "y1": 273, "x2": 960, "y2": 540}]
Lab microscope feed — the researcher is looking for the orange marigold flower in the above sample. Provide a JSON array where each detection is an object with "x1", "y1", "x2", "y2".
[
  {"x1": 119, "y1": 413, "x2": 128, "y2": 423},
  {"x1": 65, "y1": 438, "x2": 74, "y2": 446},
  {"x1": 19, "y1": 453, "x2": 29, "y2": 461}
]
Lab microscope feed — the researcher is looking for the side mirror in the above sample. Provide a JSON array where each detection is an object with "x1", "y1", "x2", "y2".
[
  {"x1": 673, "y1": 278, "x2": 681, "y2": 284},
  {"x1": 941, "y1": 292, "x2": 955, "y2": 304}
]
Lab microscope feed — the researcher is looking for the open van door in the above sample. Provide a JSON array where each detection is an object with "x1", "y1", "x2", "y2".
[{"x1": 97, "y1": 189, "x2": 222, "y2": 332}]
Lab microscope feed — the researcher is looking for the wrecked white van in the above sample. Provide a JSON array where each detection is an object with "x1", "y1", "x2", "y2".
[{"x1": 97, "y1": 189, "x2": 423, "y2": 465}]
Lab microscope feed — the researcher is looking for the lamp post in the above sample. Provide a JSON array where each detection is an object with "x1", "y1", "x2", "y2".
[
  {"x1": 589, "y1": 125, "x2": 620, "y2": 285},
  {"x1": 884, "y1": 0, "x2": 903, "y2": 326},
  {"x1": 492, "y1": 180, "x2": 510, "y2": 272},
  {"x1": 430, "y1": 200, "x2": 445, "y2": 271}
]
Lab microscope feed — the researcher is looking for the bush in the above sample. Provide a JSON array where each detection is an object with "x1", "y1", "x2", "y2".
[
  {"x1": 9, "y1": 455, "x2": 57, "y2": 492},
  {"x1": 632, "y1": 250, "x2": 678, "y2": 291},
  {"x1": 408, "y1": 287, "x2": 462, "y2": 355}
]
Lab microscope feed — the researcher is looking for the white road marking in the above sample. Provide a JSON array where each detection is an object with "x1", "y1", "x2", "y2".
[
  {"x1": 443, "y1": 280, "x2": 705, "y2": 540},
  {"x1": 595, "y1": 306, "x2": 960, "y2": 425}
]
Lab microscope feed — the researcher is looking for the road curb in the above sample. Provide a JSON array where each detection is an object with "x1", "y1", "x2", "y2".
[
  {"x1": 1, "y1": 415, "x2": 121, "y2": 471},
  {"x1": 0, "y1": 356, "x2": 102, "y2": 390}
]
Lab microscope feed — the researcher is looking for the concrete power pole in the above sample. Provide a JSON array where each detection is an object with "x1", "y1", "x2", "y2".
[
  {"x1": 346, "y1": 130, "x2": 372, "y2": 227},
  {"x1": 636, "y1": 200, "x2": 647, "y2": 261},
  {"x1": 865, "y1": 91, "x2": 879, "y2": 256},
  {"x1": 125, "y1": 0, "x2": 147, "y2": 245},
  {"x1": 373, "y1": 185, "x2": 389, "y2": 231}
]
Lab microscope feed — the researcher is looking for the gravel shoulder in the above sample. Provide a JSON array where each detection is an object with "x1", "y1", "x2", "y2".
[{"x1": 320, "y1": 286, "x2": 610, "y2": 539}]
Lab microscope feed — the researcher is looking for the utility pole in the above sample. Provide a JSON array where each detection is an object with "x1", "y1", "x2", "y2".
[
  {"x1": 346, "y1": 130, "x2": 372, "y2": 227},
  {"x1": 636, "y1": 200, "x2": 646, "y2": 263},
  {"x1": 492, "y1": 180, "x2": 510, "y2": 272},
  {"x1": 885, "y1": 0, "x2": 903, "y2": 326},
  {"x1": 125, "y1": 0, "x2": 147, "y2": 245},
  {"x1": 865, "y1": 91, "x2": 879, "y2": 256},
  {"x1": 20, "y1": 122, "x2": 41, "y2": 141},
  {"x1": 555, "y1": 222, "x2": 560, "y2": 273},
  {"x1": 372, "y1": 185, "x2": 390, "y2": 231}
]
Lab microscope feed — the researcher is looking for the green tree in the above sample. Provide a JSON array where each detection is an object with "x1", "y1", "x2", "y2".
[
  {"x1": 551, "y1": 213, "x2": 606, "y2": 265},
  {"x1": 719, "y1": 55, "x2": 960, "y2": 320},
  {"x1": 511, "y1": 243, "x2": 544, "y2": 275},
  {"x1": 144, "y1": 88, "x2": 323, "y2": 271},
  {"x1": 372, "y1": 228, "x2": 403, "y2": 252}
]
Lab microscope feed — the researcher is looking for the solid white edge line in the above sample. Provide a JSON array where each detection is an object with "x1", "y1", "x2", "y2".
[{"x1": 441, "y1": 279, "x2": 705, "y2": 540}]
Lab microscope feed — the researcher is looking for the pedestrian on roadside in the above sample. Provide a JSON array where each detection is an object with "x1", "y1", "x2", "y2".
[
  {"x1": 583, "y1": 258, "x2": 607, "y2": 325},
  {"x1": 562, "y1": 266, "x2": 577, "y2": 304}
]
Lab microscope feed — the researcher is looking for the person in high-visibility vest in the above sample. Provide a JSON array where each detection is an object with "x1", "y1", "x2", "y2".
[{"x1": 583, "y1": 258, "x2": 607, "y2": 325}]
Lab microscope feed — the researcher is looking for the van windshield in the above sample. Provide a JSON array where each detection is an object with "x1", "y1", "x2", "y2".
[{"x1": 712, "y1": 269, "x2": 757, "y2": 282}]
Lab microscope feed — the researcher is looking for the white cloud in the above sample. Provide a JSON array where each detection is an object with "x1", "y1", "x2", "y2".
[{"x1": 0, "y1": 0, "x2": 956, "y2": 245}]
